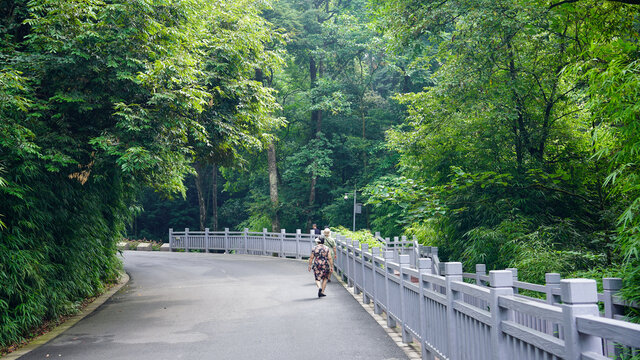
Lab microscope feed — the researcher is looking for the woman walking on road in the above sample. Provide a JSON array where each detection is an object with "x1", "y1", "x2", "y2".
[{"x1": 308, "y1": 235, "x2": 333, "y2": 297}]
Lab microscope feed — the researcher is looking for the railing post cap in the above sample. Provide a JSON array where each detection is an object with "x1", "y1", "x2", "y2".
[
  {"x1": 401, "y1": 235, "x2": 407, "y2": 240},
  {"x1": 418, "y1": 258, "x2": 432, "y2": 269},
  {"x1": 475, "y1": 264, "x2": 486, "y2": 272},
  {"x1": 225, "y1": 228, "x2": 229, "y2": 231},
  {"x1": 352, "y1": 240, "x2": 359, "y2": 246},
  {"x1": 431, "y1": 247, "x2": 438, "y2": 255},
  {"x1": 361, "y1": 243, "x2": 369, "y2": 250},
  {"x1": 296, "y1": 229, "x2": 301, "y2": 234},
  {"x1": 561, "y1": 279, "x2": 598, "y2": 304},
  {"x1": 545, "y1": 273, "x2": 561, "y2": 284},
  {"x1": 375, "y1": 231, "x2": 380, "y2": 237},
  {"x1": 444, "y1": 262, "x2": 463, "y2": 276},
  {"x1": 506, "y1": 267, "x2": 518, "y2": 278},
  {"x1": 185, "y1": 227, "x2": 189, "y2": 231},
  {"x1": 263, "y1": 228, "x2": 268, "y2": 232},
  {"x1": 372, "y1": 247, "x2": 381, "y2": 255},
  {"x1": 384, "y1": 250, "x2": 394, "y2": 259},
  {"x1": 490, "y1": 270, "x2": 514, "y2": 288},
  {"x1": 399, "y1": 254, "x2": 410, "y2": 265},
  {"x1": 603, "y1": 277, "x2": 623, "y2": 291},
  {"x1": 281, "y1": 229, "x2": 286, "y2": 233}
]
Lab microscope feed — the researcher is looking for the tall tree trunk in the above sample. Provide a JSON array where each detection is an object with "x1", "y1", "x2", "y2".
[
  {"x1": 312, "y1": 111, "x2": 322, "y2": 135},
  {"x1": 512, "y1": 120, "x2": 523, "y2": 169},
  {"x1": 315, "y1": 61, "x2": 324, "y2": 133},
  {"x1": 255, "y1": 65, "x2": 279, "y2": 231},
  {"x1": 267, "y1": 143, "x2": 280, "y2": 232},
  {"x1": 309, "y1": 175, "x2": 317, "y2": 206},
  {"x1": 362, "y1": 110, "x2": 367, "y2": 176},
  {"x1": 194, "y1": 163, "x2": 207, "y2": 231},
  {"x1": 305, "y1": 175, "x2": 318, "y2": 231},
  {"x1": 310, "y1": 56, "x2": 322, "y2": 137},
  {"x1": 211, "y1": 164, "x2": 218, "y2": 231},
  {"x1": 534, "y1": 25, "x2": 567, "y2": 162},
  {"x1": 310, "y1": 57, "x2": 317, "y2": 83},
  {"x1": 400, "y1": 66, "x2": 411, "y2": 93},
  {"x1": 308, "y1": 56, "x2": 322, "y2": 208},
  {"x1": 507, "y1": 40, "x2": 529, "y2": 171}
]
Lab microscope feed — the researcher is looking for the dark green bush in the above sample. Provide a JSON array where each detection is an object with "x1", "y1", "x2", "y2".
[{"x1": 0, "y1": 167, "x2": 124, "y2": 349}]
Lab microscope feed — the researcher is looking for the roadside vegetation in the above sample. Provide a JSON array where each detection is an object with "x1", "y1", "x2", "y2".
[{"x1": 1, "y1": 0, "x2": 638, "y2": 351}]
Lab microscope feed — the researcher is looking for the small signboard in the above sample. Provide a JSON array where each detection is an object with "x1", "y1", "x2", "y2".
[{"x1": 355, "y1": 203, "x2": 362, "y2": 214}]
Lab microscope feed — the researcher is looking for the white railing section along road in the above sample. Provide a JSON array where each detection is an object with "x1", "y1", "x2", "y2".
[{"x1": 168, "y1": 228, "x2": 640, "y2": 360}]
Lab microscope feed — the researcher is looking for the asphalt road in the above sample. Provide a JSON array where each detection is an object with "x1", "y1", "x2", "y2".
[{"x1": 19, "y1": 251, "x2": 409, "y2": 360}]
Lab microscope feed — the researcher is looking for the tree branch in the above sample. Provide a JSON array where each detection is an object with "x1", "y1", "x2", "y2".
[
  {"x1": 526, "y1": 184, "x2": 594, "y2": 204},
  {"x1": 604, "y1": 0, "x2": 640, "y2": 4},
  {"x1": 550, "y1": 0, "x2": 640, "y2": 9},
  {"x1": 553, "y1": 107, "x2": 583, "y2": 122},
  {"x1": 549, "y1": 0, "x2": 579, "y2": 9}
]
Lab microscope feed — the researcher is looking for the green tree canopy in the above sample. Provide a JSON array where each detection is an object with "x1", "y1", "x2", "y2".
[{"x1": 0, "y1": 0, "x2": 285, "y2": 348}]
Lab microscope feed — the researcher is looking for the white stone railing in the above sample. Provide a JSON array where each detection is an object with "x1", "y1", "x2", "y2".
[
  {"x1": 334, "y1": 236, "x2": 640, "y2": 360},
  {"x1": 168, "y1": 228, "x2": 640, "y2": 359},
  {"x1": 168, "y1": 228, "x2": 317, "y2": 258}
]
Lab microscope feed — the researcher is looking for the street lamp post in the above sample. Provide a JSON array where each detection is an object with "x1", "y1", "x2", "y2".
[{"x1": 344, "y1": 189, "x2": 360, "y2": 232}]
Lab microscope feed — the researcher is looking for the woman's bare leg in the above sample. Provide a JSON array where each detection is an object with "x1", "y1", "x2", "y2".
[{"x1": 321, "y1": 278, "x2": 328, "y2": 293}]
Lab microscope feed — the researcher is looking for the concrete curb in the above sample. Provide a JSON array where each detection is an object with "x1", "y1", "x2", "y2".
[{"x1": 2, "y1": 272, "x2": 130, "y2": 360}]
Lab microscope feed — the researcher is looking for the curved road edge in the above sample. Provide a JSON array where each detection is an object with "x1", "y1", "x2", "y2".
[{"x1": 3, "y1": 272, "x2": 130, "y2": 360}]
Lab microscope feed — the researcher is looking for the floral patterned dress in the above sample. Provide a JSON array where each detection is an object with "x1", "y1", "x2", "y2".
[{"x1": 311, "y1": 244, "x2": 331, "y2": 281}]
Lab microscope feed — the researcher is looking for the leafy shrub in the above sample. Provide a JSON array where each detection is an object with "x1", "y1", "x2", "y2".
[
  {"x1": 121, "y1": 238, "x2": 163, "y2": 251},
  {"x1": 332, "y1": 226, "x2": 382, "y2": 249}
]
